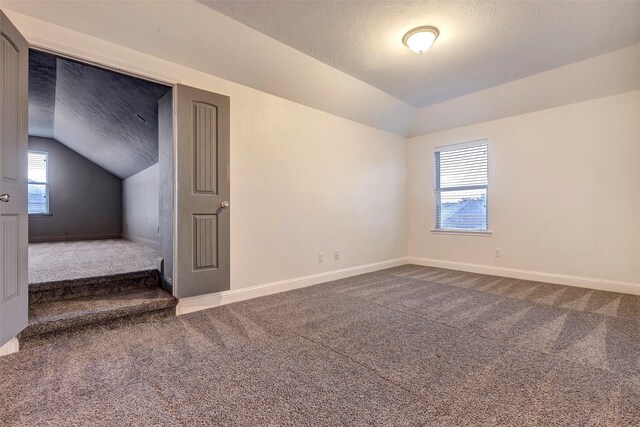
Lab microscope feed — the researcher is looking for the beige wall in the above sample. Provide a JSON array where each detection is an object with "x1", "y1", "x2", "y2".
[
  {"x1": 6, "y1": 8, "x2": 638, "y2": 297},
  {"x1": 231, "y1": 93, "x2": 408, "y2": 288},
  {"x1": 408, "y1": 91, "x2": 640, "y2": 284},
  {"x1": 6, "y1": 11, "x2": 409, "y2": 292}
]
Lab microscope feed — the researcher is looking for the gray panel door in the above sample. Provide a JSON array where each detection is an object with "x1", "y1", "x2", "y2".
[
  {"x1": 175, "y1": 84, "x2": 230, "y2": 298},
  {"x1": 0, "y1": 11, "x2": 29, "y2": 346}
]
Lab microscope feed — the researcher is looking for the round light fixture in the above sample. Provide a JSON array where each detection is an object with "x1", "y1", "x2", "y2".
[{"x1": 402, "y1": 26, "x2": 439, "y2": 54}]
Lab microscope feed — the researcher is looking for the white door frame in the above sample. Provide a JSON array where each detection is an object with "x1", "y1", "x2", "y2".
[{"x1": 26, "y1": 42, "x2": 180, "y2": 296}]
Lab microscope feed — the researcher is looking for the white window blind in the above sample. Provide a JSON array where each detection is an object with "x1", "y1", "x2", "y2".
[
  {"x1": 434, "y1": 141, "x2": 488, "y2": 231},
  {"x1": 28, "y1": 151, "x2": 49, "y2": 214}
]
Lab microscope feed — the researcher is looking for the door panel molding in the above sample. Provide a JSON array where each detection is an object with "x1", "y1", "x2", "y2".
[
  {"x1": 193, "y1": 214, "x2": 218, "y2": 270},
  {"x1": 175, "y1": 84, "x2": 230, "y2": 298},
  {"x1": 1, "y1": 35, "x2": 19, "y2": 181},
  {"x1": 1, "y1": 215, "x2": 19, "y2": 300},
  {"x1": 193, "y1": 102, "x2": 218, "y2": 194}
]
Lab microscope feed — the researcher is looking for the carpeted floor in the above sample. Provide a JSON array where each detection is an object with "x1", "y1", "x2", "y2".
[
  {"x1": 3, "y1": 264, "x2": 640, "y2": 425},
  {"x1": 28, "y1": 240, "x2": 159, "y2": 284}
]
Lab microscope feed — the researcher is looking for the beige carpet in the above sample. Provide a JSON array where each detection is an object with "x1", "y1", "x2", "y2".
[{"x1": 2, "y1": 265, "x2": 640, "y2": 426}]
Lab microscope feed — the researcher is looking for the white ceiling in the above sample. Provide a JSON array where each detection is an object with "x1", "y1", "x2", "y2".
[
  {"x1": 2, "y1": 1, "x2": 639, "y2": 137},
  {"x1": 201, "y1": 0, "x2": 640, "y2": 108},
  {"x1": 2, "y1": 1, "x2": 415, "y2": 135}
]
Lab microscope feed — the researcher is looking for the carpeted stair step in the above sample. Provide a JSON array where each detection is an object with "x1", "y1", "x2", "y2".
[
  {"x1": 29, "y1": 269, "x2": 161, "y2": 305},
  {"x1": 19, "y1": 287, "x2": 177, "y2": 349}
]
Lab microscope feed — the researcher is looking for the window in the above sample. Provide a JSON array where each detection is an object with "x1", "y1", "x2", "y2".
[
  {"x1": 28, "y1": 151, "x2": 49, "y2": 214},
  {"x1": 434, "y1": 141, "x2": 488, "y2": 232}
]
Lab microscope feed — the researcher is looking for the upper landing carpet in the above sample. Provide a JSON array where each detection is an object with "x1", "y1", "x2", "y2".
[{"x1": 29, "y1": 239, "x2": 159, "y2": 284}]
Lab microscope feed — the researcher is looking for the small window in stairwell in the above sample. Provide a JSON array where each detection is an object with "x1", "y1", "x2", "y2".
[
  {"x1": 434, "y1": 140, "x2": 488, "y2": 231},
  {"x1": 28, "y1": 150, "x2": 49, "y2": 215}
]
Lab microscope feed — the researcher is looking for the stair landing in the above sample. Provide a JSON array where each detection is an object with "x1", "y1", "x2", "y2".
[{"x1": 20, "y1": 269, "x2": 177, "y2": 349}]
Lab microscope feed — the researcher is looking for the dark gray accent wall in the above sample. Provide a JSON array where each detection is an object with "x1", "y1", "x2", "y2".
[
  {"x1": 28, "y1": 137, "x2": 122, "y2": 243},
  {"x1": 158, "y1": 91, "x2": 174, "y2": 289},
  {"x1": 28, "y1": 50, "x2": 170, "y2": 179},
  {"x1": 123, "y1": 163, "x2": 160, "y2": 248}
]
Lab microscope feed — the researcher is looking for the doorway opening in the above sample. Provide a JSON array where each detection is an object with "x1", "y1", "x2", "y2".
[
  {"x1": 1, "y1": 10, "x2": 231, "y2": 349},
  {"x1": 20, "y1": 49, "x2": 177, "y2": 347},
  {"x1": 27, "y1": 49, "x2": 174, "y2": 286}
]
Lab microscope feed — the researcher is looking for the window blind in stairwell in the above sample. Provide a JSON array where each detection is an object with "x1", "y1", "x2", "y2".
[{"x1": 28, "y1": 151, "x2": 49, "y2": 214}]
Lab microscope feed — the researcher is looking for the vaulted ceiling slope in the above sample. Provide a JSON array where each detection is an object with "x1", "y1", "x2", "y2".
[
  {"x1": 29, "y1": 50, "x2": 56, "y2": 138},
  {"x1": 28, "y1": 50, "x2": 171, "y2": 179},
  {"x1": 202, "y1": 0, "x2": 640, "y2": 108},
  {"x1": 5, "y1": 2, "x2": 640, "y2": 138}
]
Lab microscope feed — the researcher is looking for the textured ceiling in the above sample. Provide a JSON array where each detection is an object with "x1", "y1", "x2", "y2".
[
  {"x1": 28, "y1": 50, "x2": 170, "y2": 179},
  {"x1": 6, "y1": 1, "x2": 639, "y2": 138},
  {"x1": 28, "y1": 50, "x2": 56, "y2": 138},
  {"x1": 202, "y1": 0, "x2": 640, "y2": 108}
]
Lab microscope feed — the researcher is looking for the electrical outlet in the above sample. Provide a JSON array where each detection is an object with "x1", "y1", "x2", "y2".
[
  {"x1": 334, "y1": 250, "x2": 340, "y2": 261},
  {"x1": 494, "y1": 248, "x2": 501, "y2": 258},
  {"x1": 318, "y1": 252, "x2": 324, "y2": 263}
]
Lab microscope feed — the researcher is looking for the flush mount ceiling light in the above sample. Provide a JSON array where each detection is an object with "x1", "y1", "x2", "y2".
[{"x1": 402, "y1": 26, "x2": 439, "y2": 54}]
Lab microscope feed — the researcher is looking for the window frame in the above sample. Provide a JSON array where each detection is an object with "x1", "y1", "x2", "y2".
[
  {"x1": 432, "y1": 139, "x2": 490, "y2": 235},
  {"x1": 28, "y1": 150, "x2": 51, "y2": 216}
]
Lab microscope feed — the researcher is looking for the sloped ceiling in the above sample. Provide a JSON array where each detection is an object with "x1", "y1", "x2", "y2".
[
  {"x1": 202, "y1": 0, "x2": 640, "y2": 108},
  {"x1": 5, "y1": 2, "x2": 639, "y2": 138},
  {"x1": 6, "y1": 1, "x2": 414, "y2": 137},
  {"x1": 28, "y1": 50, "x2": 56, "y2": 138},
  {"x1": 28, "y1": 50, "x2": 170, "y2": 179}
]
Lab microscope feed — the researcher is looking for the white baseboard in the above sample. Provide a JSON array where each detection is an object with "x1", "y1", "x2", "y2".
[
  {"x1": 29, "y1": 234, "x2": 122, "y2": 243},
  {"x1": 176, "y1": 257, "x2": 408, "y2": 315},
  {"x1": 408, "y1": 257, "x2": 640, "y2": 295},
  {"x1": 177, "y1": 256, "x2": 640, "y2": 315},
  {"x1": 0, "y1": 337, "x2": 19, "y2": 357}
]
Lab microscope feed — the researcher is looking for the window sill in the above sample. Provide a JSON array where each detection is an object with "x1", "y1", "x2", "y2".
[
  {"x1": 29, "y1": 213, "x2": 53, "y2": 218},
  {"x1": 431, "y1": 229, "x2": 492, "y2": 236}
]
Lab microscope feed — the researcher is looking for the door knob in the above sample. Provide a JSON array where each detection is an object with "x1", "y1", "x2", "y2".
[
  {"x1": 0, "y1": 194, "x2": 9, "y2": 203},
  {"x1": 220, "y1": 201, "x2": 230, "y2": 209}
]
